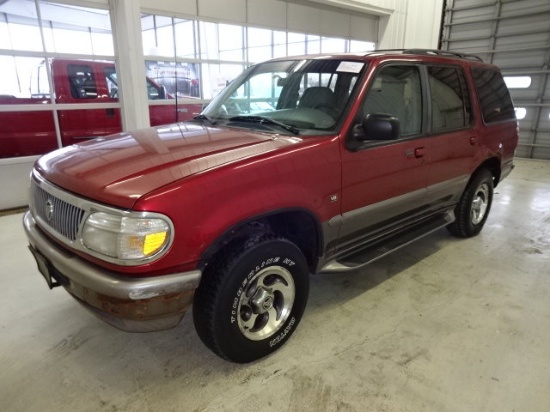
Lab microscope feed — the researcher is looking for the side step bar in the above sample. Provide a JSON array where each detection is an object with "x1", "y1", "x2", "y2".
[{"x1": 320, "y1": 211, "x2": 454, "y2": 273}]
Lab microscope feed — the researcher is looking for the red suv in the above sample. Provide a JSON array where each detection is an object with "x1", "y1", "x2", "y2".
[{"x1": 24, "y1": 49, "x2": 518, "y2": 363}]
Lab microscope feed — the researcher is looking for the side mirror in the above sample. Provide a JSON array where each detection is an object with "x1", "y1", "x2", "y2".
[
  {"x1": 158, "y1": 85, "x2": 167, "y2": 100},
  {"x1": 354, "y1": 113, "x2": 401, "y2": 141}
]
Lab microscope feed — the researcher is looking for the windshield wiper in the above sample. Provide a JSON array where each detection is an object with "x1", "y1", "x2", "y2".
[
  {"x1": 193, "y1": 114, "x2": 217, "y2": 125},
  {"x1": 229, "y1": 115, "x2": 300, "y2": 135}
]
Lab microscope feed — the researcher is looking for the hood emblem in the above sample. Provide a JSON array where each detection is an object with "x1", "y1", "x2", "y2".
[{"x1": 45, "y1": 199, "x2": 54, "y2": 221}]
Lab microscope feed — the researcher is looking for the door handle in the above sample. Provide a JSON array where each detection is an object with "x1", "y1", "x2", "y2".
[
  {"x1": 405, "y1": 147, "x2": 426, "y2": 158},
  {"x1": 470, "y1": 136, "x2": 478, "y2": 145},
  {"x1": 414, "y1": 147, "x2": 426, "y2": 158}
]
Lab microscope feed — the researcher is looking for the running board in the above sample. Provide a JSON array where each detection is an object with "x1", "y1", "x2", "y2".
[{"x1": 320, "y1": 211, "x2": 454, "y2": 273}]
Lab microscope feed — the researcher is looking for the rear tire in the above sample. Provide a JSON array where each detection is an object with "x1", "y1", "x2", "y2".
[
  {"x1": 447, "y1": 169, "x2": 494, "y2": 238},
  {"x1": 193, "y1": 235, "x2": 309, "y2": 363}
]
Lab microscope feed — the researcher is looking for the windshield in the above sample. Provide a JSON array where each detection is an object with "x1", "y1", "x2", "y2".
[{"x1": 201, "y1": 59, "x2": 366, "y2": 134}]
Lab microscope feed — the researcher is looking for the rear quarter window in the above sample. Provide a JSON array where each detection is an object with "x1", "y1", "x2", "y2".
[{"x1": 472, "y1": 68, "x2": 515, "y2": 124}]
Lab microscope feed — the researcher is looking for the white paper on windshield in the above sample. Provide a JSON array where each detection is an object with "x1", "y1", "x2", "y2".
[{"x1": 336, "y1": 61, "x2": 365, "y2": 73}]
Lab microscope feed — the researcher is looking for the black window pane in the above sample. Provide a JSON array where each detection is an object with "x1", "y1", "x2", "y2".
[
  {"x1": 67, "y1": 64, "x2": 97, "y2": 99},
  {"x1": 428, "y1": 67, "x2": 469, "y2": 132},
  {"x1": 472, "y1": 68, "x2": 516, "y2": 123}
]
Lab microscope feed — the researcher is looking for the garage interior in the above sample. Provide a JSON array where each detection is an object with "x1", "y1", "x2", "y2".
[{"x1": 1, "y1": 0, "x2": 550, "y2": 411}]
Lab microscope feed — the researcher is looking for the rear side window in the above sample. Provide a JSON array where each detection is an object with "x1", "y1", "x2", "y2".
[
  {"x1": 68, "y1": 64, "x2": 97, "y2": 99},
  {"x1": 428, "y1": 66, "x2": 472, "y2": 132},
  {"x1": 472, "y1": 68, "x2": 515, "y2": 123}
]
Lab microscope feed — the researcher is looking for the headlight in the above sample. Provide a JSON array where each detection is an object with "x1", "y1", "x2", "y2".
[{"x1": 82, "y1": 212, "x2": 172, "y2": 263}]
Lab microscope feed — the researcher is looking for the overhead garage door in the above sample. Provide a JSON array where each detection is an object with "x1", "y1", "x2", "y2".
[{"x1": 440, "y1": 0, "x2": 550, "y2": 159}]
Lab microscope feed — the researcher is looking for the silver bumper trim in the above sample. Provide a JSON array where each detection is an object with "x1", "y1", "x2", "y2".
[{"x1": 24, "y1": 211, "x2": 201, "y2": 331}]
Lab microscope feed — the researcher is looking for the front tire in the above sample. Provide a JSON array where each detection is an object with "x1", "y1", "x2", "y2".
[
  {"x1": 193, "y1": 235, "x2": 309, "y2": 363},
  {"x1": 447, "y1": 169, "x2": 494, "y2": 238}
]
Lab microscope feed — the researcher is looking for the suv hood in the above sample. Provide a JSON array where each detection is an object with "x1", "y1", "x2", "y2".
[{"x1": 36, "y1": 123, "x2": 300, "y2": 209}]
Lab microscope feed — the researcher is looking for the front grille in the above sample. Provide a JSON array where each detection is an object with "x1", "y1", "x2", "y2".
[{"x1": 31, "y1": 179, "x2": 85, "y2": 241}]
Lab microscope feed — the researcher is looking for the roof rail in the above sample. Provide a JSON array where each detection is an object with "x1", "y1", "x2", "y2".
[{"x1": 372, "y1": 49, "x2": 484, "y2": 62}]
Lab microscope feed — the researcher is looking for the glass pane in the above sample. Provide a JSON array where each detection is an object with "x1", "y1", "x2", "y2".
[
  {"x1": 145, "y1": 61, "x2": 201, "y2": 98},
  {"x1": 0, "y1": 110, "x2": 58, "y2": 158},
  {"x1": 274, "y1": 31, "x2": 286, "y2": 58},
  {"x1": 141, "y1": 14, "x2": 156, "y2": 54},
  {"x1": 57, "y1": 107, "x2": 122, "y2": 147},
  {"x1": 362, "y1": 66, "x2": 422, "y2": 136},
  {"x1": 248, "y1": 27, "x2": 271, "y2": 48},
  {"x1": 429, "y1": 67, "x2": 467, "y2": 132},
  {"x1": 321, "y1": 37, "x2": 347, "y2": 53},
  {"x1": 40, "y1": 1, "x2": 114, "y2": 55},
  {"x1": 0, "y1": 56, "x2": 49, "y2": 100},
  {"x1": 0, "y1": 0, "x2": 43, "y2": 52},
  {"x1": 201, "y1": 63, "x2": 245, "y2": 100},
  {"x1": 50, "y1": 59, "x2": 114, "y2": 104},
  {"x1": 288, "y1": 32, "x2": 305, "y2": 57},
  {"x1": 200, "y1": 21, "x2": 219, "y2": 60},
  {"x1": 203, "y1": 59, "x2": 366, "y2": 132},
  {"x1": 141, "y1": 15, "x2": 174, "y2": 57},
  {"x1": 472, "y1": 68, "x2": 516, "y2": 123},
  {"x1": 0, "y1": 16, "x2": 9, "y2": 49},
  {"x1": 306, "y1": 35, "x2": 320, "y2": 54},
  {"x1": 67, "y1": 63, "x2": 98, "y2": 99},
  {"x1": 248, "y1": 27, "x2": 271, "y2": 63},
  {"x1": 349, "y1": 40, "x2": 375, "y2": 52},
  {"x1": 249, "y1": 46, "x2": 272, "y2": 63},
  {"x1": 219, "y1": 24, "x2": 243, "y2": 61},
  {"x1": 175, "y1": 19, "x2": 196, "y2": 58}
]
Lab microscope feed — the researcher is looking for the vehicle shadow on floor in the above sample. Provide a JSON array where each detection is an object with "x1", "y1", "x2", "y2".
[{"x1": 307, "y1": 228, "x2": 454, "y2": 310}]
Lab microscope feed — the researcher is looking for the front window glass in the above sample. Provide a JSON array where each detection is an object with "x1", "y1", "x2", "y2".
[
  {"x1": 360, "y1": 65, "x2": 422, "y2": 136},
  {"x1": 202, "y1": 59, "x2": 366, "y2": 133}
]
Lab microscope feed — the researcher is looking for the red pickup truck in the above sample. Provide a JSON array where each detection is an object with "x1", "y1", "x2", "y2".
[
  {"x1": 0, "y1": 59, "x2": 202, "y2": 158},
  {"x1": 24, "y1": 50, "x2": 518, "y2": 363}
]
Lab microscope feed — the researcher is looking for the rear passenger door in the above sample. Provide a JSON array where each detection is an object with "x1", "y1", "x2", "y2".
[{"x1": 423, "y1": 65, "x2": 478, "y2": 211}]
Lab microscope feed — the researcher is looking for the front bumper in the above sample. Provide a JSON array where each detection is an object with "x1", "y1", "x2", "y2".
[{"x1": 23, "y1": 211, "x2": 201, "y2": 332}]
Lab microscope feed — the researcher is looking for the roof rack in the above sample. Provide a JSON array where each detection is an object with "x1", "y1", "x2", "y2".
[{"x1": 371, "y1": 49, "x2": 484, "y2": 63}]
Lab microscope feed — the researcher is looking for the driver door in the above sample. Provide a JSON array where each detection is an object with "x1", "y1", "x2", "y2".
[{"x1": 338, "y1": 64, "x2": 431, "y2": 251}]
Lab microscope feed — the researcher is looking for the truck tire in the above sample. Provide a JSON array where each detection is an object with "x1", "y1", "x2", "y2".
[
  {"x1": 447, "y1": 169, "x2": 494, "y2": 238},
  {"x1": 193, "y1": 235, "x2": 309, "y2": 363}
]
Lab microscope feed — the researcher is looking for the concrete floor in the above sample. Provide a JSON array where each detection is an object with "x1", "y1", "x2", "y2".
[{"x1": 1, "y1": 158, "x2": 549, "y2": 412}]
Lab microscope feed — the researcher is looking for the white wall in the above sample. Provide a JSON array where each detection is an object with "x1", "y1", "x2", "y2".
[
  {"x1": 140, "y1": 0, "x2": 443, "y2": 48},
  {"x1": 0, "y1": 158, "x2": 35, "y2": 210}
]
